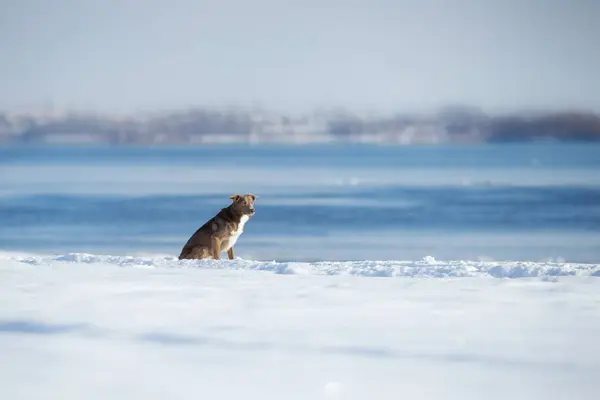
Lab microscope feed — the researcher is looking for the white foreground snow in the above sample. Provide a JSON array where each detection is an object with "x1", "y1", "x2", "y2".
[{"x1": 1, "y1": 252, "x2": 600, "y2": 400}]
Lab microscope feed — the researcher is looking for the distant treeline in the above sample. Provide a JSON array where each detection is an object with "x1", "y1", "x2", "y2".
[
  {"x1": 486, "y1": 113, "x2": 600, "y2": 142},
  {"x1": 1, "y1": 107, "x2": 599, "y2": 145}
]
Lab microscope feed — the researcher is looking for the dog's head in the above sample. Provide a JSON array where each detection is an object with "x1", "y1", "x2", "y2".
[{"x1": 229, "y1": 193, "x2": 258, "y2": 216}]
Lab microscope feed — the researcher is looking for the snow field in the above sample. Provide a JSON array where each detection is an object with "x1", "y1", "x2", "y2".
[{"x1": 1, "y1": 253, "x2": 599, "y2": 399}]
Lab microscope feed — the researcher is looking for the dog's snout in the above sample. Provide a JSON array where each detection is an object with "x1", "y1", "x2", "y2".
[{"x1": 249, "y1": 206, "x2": 255, "y2": 212}]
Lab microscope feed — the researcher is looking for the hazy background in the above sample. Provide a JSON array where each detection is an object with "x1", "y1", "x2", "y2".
[
  {"x1": 1, "y1": 0, "x2": 600, "y2": 263},
  {"x1": 2, "y1": 0, "x2": 599, "y2": 114}
]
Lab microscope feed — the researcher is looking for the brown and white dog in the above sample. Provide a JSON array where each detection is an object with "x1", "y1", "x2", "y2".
[{"x1": 178, "y1": 193, "x2": 258, "y2": 260}]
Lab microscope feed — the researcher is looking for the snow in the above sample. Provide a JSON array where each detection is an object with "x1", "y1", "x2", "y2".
[
  {"x1": 1, "y1": 252, "x2": 600, "y2": 399},
  {"x1": 6, "y1": 251, "x2": 600, "y2": 278}
]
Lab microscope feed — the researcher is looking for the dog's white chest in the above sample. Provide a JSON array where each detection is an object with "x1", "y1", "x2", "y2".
[
  {"x1": 222, "y1": 215, "x2": 249, "y2": 251},
  {"x1": 232, "y1": 215, "x2": 249, "y2": 236}
]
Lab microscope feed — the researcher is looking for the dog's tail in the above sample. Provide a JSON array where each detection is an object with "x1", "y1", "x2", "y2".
[
  {"x1": 178, "y1": 246, "x2": 211, "y2": 260},
  {"x1": 178, "y1": 246, "x2": 191, "y2": 260}
]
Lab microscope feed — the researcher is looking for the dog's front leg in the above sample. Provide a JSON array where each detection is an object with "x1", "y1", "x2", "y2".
[
  {"x1": 227, "y1": 247, "x2": 235, "y2": 260},
  {"x1": 211, "y1": 237, "x2": 222, "y2": 260}
]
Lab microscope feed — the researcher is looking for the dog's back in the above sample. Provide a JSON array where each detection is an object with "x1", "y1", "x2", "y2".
[{"x1": 178, "y1": 219, "x2": 215, "y2": 259}]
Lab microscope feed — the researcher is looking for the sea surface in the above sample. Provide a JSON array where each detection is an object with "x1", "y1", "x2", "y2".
[{"x1": 1, "y1": 143, "x2": 599, "y2": 262}]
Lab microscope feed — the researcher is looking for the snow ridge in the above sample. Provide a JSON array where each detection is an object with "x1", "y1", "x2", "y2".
[{"x1": 5, "y1": 252, "x2": 600, "y2": 279}]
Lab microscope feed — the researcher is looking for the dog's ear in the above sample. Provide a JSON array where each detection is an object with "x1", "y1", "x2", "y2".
[
  {"x1": 229, "y1": 194, "x2": 241, "y2": 202},
  {"x1": 248, "y1": 193, "x2": 258, "y2": 200}
]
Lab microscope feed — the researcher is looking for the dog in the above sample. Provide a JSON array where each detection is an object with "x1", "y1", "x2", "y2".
[{"x1": 178, "y1": 193, "x2": 258, "y2": 260}]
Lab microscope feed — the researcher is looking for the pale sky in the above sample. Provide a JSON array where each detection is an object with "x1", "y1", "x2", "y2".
[{"x1": 1, "y1": 0, "x2": 599, "y2": 114}]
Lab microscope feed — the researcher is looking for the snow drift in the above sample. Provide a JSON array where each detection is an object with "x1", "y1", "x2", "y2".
[{"x1": 5, "y1": 252, "x2": 599, "y2": 279}]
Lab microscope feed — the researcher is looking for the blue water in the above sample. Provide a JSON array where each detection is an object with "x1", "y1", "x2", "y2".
[{"x1": 1, "y1": 144, "x2": 599, "y2": 262}]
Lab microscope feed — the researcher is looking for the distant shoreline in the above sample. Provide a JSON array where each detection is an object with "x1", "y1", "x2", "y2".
[{"x1": 2, "y1": 106, "x2": 599, "y2": 145}]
